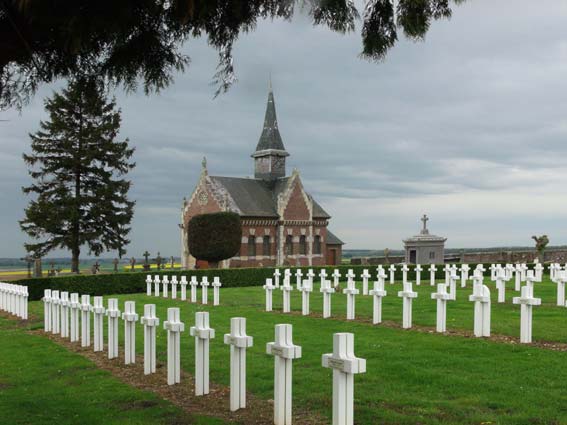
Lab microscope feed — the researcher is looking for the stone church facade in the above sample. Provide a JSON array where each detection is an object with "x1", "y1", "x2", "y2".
[{"x1": 180, "y1": 87, "x2": 343, "y2": 269}]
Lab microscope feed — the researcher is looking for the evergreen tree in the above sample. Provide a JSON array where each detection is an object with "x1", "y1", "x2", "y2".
[{"x1": 20, "y1": 78, "x2": 135, "y2": 273}]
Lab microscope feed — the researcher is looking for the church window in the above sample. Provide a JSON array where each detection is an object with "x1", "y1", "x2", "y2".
[
  {"x1": 299, "y1": 235, "x2": 307, "y2": 255},
  {"x1": 285, "y1": 235, "x2": 293, "y2": 255},
  {"x1": 314, "y1": 235, "x2": 322, "y2": 255},
  {"x1": 248, "y1": 236, "x2": 256, "y2": 257},
  {"x1": 429, "y1": 251, "x2": 435, "y2": 260},
  {"x1": 263, "y1": 235, "x2": 271, "y2": 256}
]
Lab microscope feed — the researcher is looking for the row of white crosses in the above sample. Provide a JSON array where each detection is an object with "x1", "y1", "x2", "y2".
[
  {"x1": 44, "y1": 294, "x2": 366, "y2": 425},
  {"x1": 0, "y1": 282, "x2": 28, "y2": 320},
  {"x1": 145, "y1": 275, "x2": 222, "y2": 306}
]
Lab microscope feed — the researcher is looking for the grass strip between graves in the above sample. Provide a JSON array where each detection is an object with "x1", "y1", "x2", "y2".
[{"x1": 0, "y1": 315, "x2": 225, "y2": 425}]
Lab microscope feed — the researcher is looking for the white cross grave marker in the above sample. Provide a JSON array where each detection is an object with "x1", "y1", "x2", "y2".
[
  {"x1": 343, "y1": 276, "x2": 359, "y2": 320},
  {"x1": 397, "y1": 281, "x2": 418, "y2": 329},
  {"x1": 556, "y1": 270, "x2": 567, "y2": 307},
  {"x1": 319, "y1": 269, "x2": 328, "y2": 290},
  {"x1": 389, "y1": 264, "x2": 396, "y2": 284},
  {"x1": 146, "y1": 275, "x2": 152, "y2": 296},
  {"x1": 153, "y1": 275, "x2": 160, "y2": 297},
  {"x1": 266, "y1": 324, "x2": 302, "y2": 425},
  {"x1": 264, "y1": 278, "x2": 275, "y2": 312},
  {"x1": 295, "y1": 269, "x2": 303, "y2": 290},
  {"x1": 190, "y1": 276, "x2": 199, "y2": 303},
  {"x1": 429, "y1": 264, "x2": 437, "y2": 286},
  {"x1": 180, "y1": 276, "x2": 188, "y2": 300},
  {"x1": 369, "y1": 270, "x2": 387, "y2": 325},
  {"x1": 92, "y1": 296, "x2": 105, "y2": 352},
  {"x1": 469, "y1": 272, "x2": 491, "y2": 337},
  {"x1": 141, "y1": 304, "x2": 160, "y2": 375},
  {"x1": 401, "y1": 264, "x2": 409, "y2": 286},
  {"x1": 534, "y1": 263, "x2": 544, "y2": 282},
  {"x1": 431, "y1": 284, "x2": 452, "y2": 333},
  {"x1": 224, "y1": 317, "x2": 253, "y2": 411},
  {"x1": 361, "y1": 269, "x2": 371, "y2": 295},
  {"x1": 201, "y1": 276, "x2": 210, "y2": 304},
  {"x1": 122, "y1": 301, "x2": 139, "y2": 364},
  {"x1": 212, "y1": 277, "x2": 222, "y2": 306},
  {"x1": 164, "y1": 307, "x2": 185, "y2": 385},
  {"x1": 281, "y1": 277, "x2": 293, "y2": 313},
  {"x1": 69, "y1": 293, "x2": 80, "y2": 342},
  {"x1": 171, "y1": 275, "x2": 178, "y2": 299},
  {"x1": 321, "y1": 278, "x2": 335, "y2": 318},
  {"x1": 512, "y1": 271, "x2": 541, "y2": 343},
  {"x1": 307, "y1": 269, "x2": 315, "y2": 288},
  {"x1": 300, "y1": 279, "x2": 312, "y2": 316},
  {"x1": 162, "y1": 275, "x2": 169, "y2": 298},
  {"x1": 274, "y1": 269, "x2": 281, "y2": 288},
  {"x1": 461, "y1": 264, "x2": 470, "y2": 288},
  {"x1": 42, "y1": 289, "x2": 52, "y2": 332},
  {"x1": 322, "y1": 333, "x2": 366, "y2": 425},
  {"x1": 106, "y1": 298, "x2": 120, "y2": 359},
  {"x1": 80, "y1": 295, "x2": 91, "y2": 347},
  {"x1": 333, "y1": 269, "x2": 341, "y2": 289},
  {"x1": 190, "y1": 311, "x2": 215, "y2": 395},
  {"x1": 495, "y1": 268, "x2": 507, "y2": 303},
  {"x1": 51, "y1": 290, "x2": 60, "y2": 335},
  {"x1": 415, "y1": 264, "x2": 422, "y2": 286},
  {"x1": 448, "y1": 272, "x2": 458, "y2": 301},
  {"x1": 60, "y1": 291, "x2": 70, "y2": 338}
]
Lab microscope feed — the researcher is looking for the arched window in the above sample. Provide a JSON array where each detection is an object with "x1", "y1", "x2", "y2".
[
  {"x1": 263, "y1": 235, "x2": 271, "y2": 256},
  {"x1": 314, "y1": 235, "x2": 322, "y2": 255},
  {"x1": 285, "y1": 235, "x2": 293, "y2": 255},
  {"x1": 247, "y1": 236, "x2": 256, "y2": 257},
  {"x1": 299, "y1": 235, "x2": 307, "y2": 255}
]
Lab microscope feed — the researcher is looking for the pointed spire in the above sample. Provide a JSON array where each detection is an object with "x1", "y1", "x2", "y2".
[{"x1": 254, "y1": 81, "x2": 286, "y2": 153}]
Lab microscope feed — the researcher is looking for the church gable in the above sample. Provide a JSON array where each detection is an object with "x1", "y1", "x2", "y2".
[
  {"x1": 183, "y1": 177, "x2": 222, "y2": 224},
  {"x1": 279, "y1": 173, "x2": 312, "y2": 221}
]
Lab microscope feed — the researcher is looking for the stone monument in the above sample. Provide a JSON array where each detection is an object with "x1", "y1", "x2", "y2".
[{"x1": 403, "y1": 214, "x2": 446, "y2": 265}]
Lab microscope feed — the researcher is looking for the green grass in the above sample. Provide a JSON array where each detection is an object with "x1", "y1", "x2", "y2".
[
  {"x1": 0, "y1": 316, "x2": 224, "y2": 425},
  {"x1": 21, "y1": 275, "x2": 567, "y2": 424}
]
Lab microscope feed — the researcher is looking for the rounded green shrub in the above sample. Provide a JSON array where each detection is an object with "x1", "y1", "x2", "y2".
[{"x1": 187, "y1": 212, "x2": 242, "y2": 267}]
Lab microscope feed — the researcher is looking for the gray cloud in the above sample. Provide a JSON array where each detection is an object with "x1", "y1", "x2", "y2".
[{"x1": 1, "y1": 0, "x2": 566, "y2": 256}]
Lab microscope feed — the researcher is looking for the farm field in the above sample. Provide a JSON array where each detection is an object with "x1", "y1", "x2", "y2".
[{"x1": 5, "y1": 274, "x2": 567, "y2": 424}]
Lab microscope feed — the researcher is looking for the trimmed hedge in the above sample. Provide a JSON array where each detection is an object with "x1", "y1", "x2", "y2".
[{"x1": 16, "y1": 263, "x2": 542, "y2": 301}]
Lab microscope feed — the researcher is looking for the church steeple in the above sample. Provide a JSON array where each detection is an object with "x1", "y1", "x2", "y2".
[{"x1": 252, "y1": 83, "x2": 289, "y2": 180}]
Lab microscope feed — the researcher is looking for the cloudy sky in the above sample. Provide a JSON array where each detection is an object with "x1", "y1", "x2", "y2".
[{"x1": 1, "y1": 0, "x2": 567, "y2": 258}]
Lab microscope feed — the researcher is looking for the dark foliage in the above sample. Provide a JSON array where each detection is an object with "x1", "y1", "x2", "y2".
[
  {"x1": 1, "y1": 0, "x2": 466, "y2": 110},
  {"x1": 187, "y1": 212, "x2": 242, "y2": 265}
]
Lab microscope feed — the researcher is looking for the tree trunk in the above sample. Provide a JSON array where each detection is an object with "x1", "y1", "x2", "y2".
[{"x1": 71, "y1": 248, "x2": 80, "y2": 273}]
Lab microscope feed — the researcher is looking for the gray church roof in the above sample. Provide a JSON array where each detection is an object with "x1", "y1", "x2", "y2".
[
  {"x1": 209, "y1": 176, "x2": 330, "y2": 219},
  {"x1": 327, "y1": 230, "x2": 344, "y2": 245},
  {"x1": 254, "y1": 88, "x2": 287, "y2": 153}
]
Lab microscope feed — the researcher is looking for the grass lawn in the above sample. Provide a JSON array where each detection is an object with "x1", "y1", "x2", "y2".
[
  {"x1": 0, "y1": 316, "x2": 225, "y2": 425},
  {"x1": 18, "y1": 275, "x2": 567, "y2": 424}
]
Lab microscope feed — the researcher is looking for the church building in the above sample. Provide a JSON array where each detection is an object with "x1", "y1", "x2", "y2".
[{"x1": 181, "y1": 86, "x2": 344, "y2": 269}]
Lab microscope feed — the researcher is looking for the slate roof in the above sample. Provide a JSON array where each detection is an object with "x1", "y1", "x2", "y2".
[
  {"x1": 327, "y1": 230, "x2": 344, "y2": 245},
  {"x1": 209, "y1": 176, "x2": 331, "y2": 219},
  {"x1": 254, "y1": 88, "x2": 287, "y2": 153}
]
